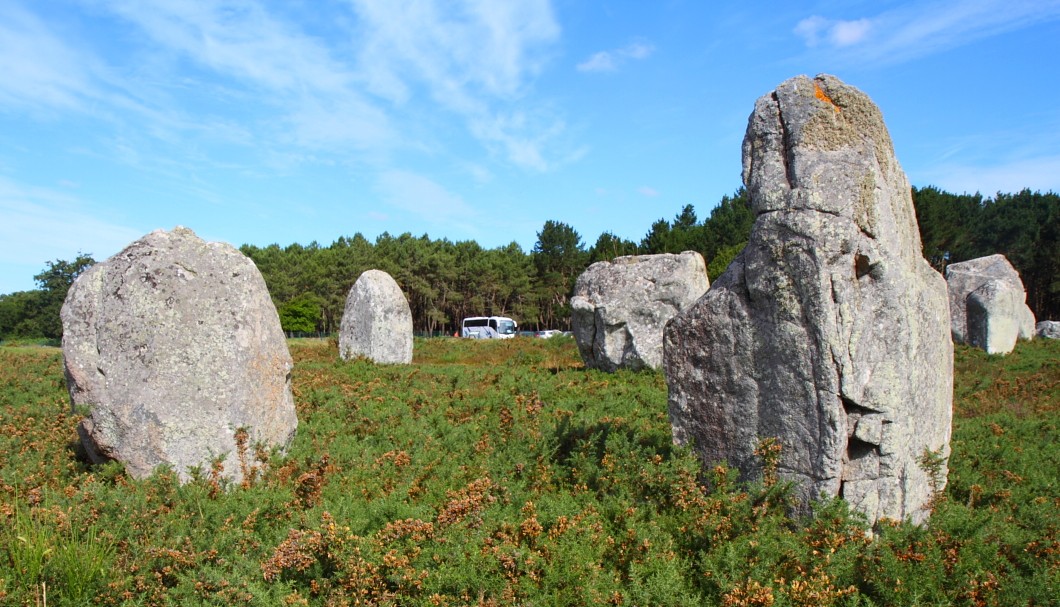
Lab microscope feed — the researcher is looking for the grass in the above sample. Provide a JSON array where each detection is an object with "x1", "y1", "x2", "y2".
[
  {"x1": 0, "y1": 336, "x2": 1057, "y2": 605},
  {"x1": 0, "y1": 337, "x2": 61, "y2": 349},
  {"x1": 953, "y1": 340, "x2": 1059, "y2": 416}
]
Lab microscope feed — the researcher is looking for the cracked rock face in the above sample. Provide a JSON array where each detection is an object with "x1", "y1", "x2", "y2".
[
  {"x1": 571, "y1": 252, "x2": 709, "y2": 372},
  {"x1": 946, "y1": 254, "x2": 1036, "y2": 354},
  {"x1": 339, "y1": 269, "x2": 413, "y2": 364},
  {"x1": 664, "y1": 75, "x2": 952, "y2": 525},
  {"x1": 61, "y1": 227, "x2": 298, "y2": 484}
]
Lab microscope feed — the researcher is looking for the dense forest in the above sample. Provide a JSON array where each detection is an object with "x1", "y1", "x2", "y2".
[
  {"x1": 1, "y1": 187, "x2": 1057, "y2": 340},
  {"x1": 235, "y1": 190, "x2": 753, "y2": 336}
]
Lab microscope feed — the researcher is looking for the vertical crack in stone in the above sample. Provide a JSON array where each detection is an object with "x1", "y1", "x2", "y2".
[
  {"x1": 772, "y1": 91, "x2": 796, "y2": 190},
  {"x1": 591, "y1": 309, "x2": 604, "y2": 364}
]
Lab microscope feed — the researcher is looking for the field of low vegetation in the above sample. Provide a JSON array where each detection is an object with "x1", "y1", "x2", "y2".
[{"x1": 1, "y1": 337, "x2": 1057, "y2": 606}]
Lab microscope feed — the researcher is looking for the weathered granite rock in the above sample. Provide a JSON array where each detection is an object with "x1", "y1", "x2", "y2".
[
  {"x1": 339, "y1": 270, "x2": 413, "y2": 364},
  {"x1": 571, "y1": 252, "x2": 709, "y2": 372},
  {"x1": 946, "y1": 254, "x2": 1036, "y2": 354},
  {"x1": 1021, "y1": 308, "x2": 1039, "y2": 340},
  {"x1": 61, "y1": 227, "x2": 298, "y2": 484},
  {"x1": 966, "y1": 281, "x2": 1024, "y2": 355},
  {"x1": 664, "y1": 75, "x2": 953, "y2": 525},
  {"x1": 1037, "y1": 320, "x2": 1060, "y2": 339}
]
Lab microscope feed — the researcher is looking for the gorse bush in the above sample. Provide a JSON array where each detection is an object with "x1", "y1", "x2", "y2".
[{"x1": 0, "y1": 337, "x2": 1057, "y2": 605}]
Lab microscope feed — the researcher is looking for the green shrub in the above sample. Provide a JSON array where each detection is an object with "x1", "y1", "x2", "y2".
[{"x1": 0, "y1": 338, "x2": 1055, "y2": 605}]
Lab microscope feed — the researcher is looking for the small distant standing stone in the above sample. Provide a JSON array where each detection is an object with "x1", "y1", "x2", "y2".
[
  {"x1": 61, "y1": 227, "x2": 298, "y2": 484},
  {"x1": 571, "y1": 251, "x2": 709, "y2": 372},
  {"x1": 339, "y1": 269, "x2": 413, "y2": 364},
  {"x1": 946, "y1": 254, "x2": 1036, "y2": 354},
  {"x1": 1037, "y1": 321, "x2": 1060, "y2": 339}
]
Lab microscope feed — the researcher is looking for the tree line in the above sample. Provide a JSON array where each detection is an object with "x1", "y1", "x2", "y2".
[
  {"x1": 1, "y1": 186, "x2": 1057, "y2": 341},
  {"x1": 913, "y1": 187, "x2": 1060, "y2": 320},
  {"x1": 0, "y1": 254, "x2": 96, "y2": 341},
  {"x1": 235, "y1": 189, "x2": 753, "y2": 335}
]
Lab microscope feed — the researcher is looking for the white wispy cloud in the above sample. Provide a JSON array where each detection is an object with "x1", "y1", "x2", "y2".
[
  {"x1": 468, "y1": 108, "x2": 574, "y2": 172},
  {"x1": 794, "y1": 16, "x2": 871, "y2": 48},
  {"x1": 0, "y1": 176, "x2": 143, "y2": 272},
  {"x1": 831, "y1": 19, "x2": 872, "y2": 46},
  {"x1": 577, "y1": 40, "x2": 655, "y2": 73},
  {"x1": 0, "y1": 0, "x2": 574, "y2": 178},
  {"x1": 0, "y1": 3, "x2": 278, "y2": 145},
  {"x1": 349, "y1": 0, "x2": 566, "y2": 170},
  {"x1": 577, "y1": 52, "x2": 616, "y2": 73},
  {"x1": 284, "y1": 96, "x2": 393, "y2": 151},
  {"x1": 352, "y1": 0, "x2": 559, "y2": 101},
  {"x1": 0, "y1": 4, "x2": 104, "y2": 113},
  {"x1": 103, "y1": 1, "x2": 350, "y2": 93},
  {"x1": 794, "y1": 0, "x2": 1060, "y2": 64},
  {"x1": 102, "y1": 0, "x2": 396, "y2": 152},
  {"x1": 375, "y1": 169, "x2": 475, "y2": 225},
  {"x1": 638, "y1": 186, "x2": 660, "y2": 197}
]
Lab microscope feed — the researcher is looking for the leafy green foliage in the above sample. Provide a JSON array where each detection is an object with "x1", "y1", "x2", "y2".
[
  {"x1": 638, "y1": 192, "x2": 755, "y2": 272},
  {"x1": 913, "y1": 186, "x2": 984, "y2": 271},
  {"x1": 707, "y1": 241, "x2": 746, "y2": 280},
  {"x1": 0, "y1": 337, "x2": 1056, "y2": 605},
  {"x1": 0, "y1": 291, "x2": 46, "y2": 340},
  {"x1": 913, "y1": 186, "x2": 1060, "y2": 319},
  {"x1": 278, "y1": 294, "x2": 323, "y2": 334},
  {"x1": 0, "y1": 254, "x2": 95, "y2": 343},
  {"x1": 31, "y1": 253, "x2": 96, "y2": 340},
  {"x1": 587, "y1": 232, "x2": 639, "y2": 264},
  {"x1": 532, "y1": 221, "x2": 588, "y2": 330}
]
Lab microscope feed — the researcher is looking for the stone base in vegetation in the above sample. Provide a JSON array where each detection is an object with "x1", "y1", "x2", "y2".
[{"x1": 61, "y1": 227, "x2": 298, "y2": 484}]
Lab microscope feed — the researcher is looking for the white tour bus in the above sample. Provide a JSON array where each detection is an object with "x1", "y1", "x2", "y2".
[{"x1": 461, "y1": 316, "x2": 518, "y2": 339}]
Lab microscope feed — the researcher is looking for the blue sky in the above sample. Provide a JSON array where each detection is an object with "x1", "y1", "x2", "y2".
[{"x1": 2, "y1": 0, "x2": 1059, "y2": 295}]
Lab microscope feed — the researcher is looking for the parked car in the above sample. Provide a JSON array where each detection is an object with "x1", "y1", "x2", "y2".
[{"x1": 534, "y1": 330, "x2": 562, "y2": 338}]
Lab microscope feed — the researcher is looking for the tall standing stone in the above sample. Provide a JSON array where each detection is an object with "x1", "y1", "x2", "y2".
[
  {"x1": 946, "y1": 254, "x2": 1036, "y2": 354},
  {"x1": 61, "y1": 227, "x2": 298, "y2": 484},
  {"x1": 339, "y1": 270, "x2": 413, "y2": 364},
  {"x1": 571, "y1": 252, "x2": 709, "y2": 372},
  {"x1": 664, "y1": 75, "x2": 952, "y2": 525}
]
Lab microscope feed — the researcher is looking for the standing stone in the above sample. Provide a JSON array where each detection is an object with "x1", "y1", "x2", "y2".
[
  {"x1": 946, "y1": 254, "x2": 1036, "y2": 354},
  {"x1": 339, "y1": 270, "x2": 413, "y2": 364},
  {"x1": 571, "y1": 252, "x2": 709, "y2": 372},
  {"x1": 1036, "y1": 320, "x2": 1060, "y2": 339},
  {"x1": 966, "y1": 281, "x2": 1024, "y2": 355},
  {"x1": 61, "y1": 227, "x2": 298, "y2": 484},
  {"x1": 664, "y1": 75, "x2": 952, "y2": 525}
]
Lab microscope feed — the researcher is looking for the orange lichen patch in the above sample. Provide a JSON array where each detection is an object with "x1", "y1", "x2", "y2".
[{"x1": 814, "y1": 82, "x2": 841, "y2": 113}]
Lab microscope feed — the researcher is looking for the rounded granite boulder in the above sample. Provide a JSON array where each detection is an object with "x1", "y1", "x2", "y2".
[{"x1": 61, "y1": 227, "x2": 298, "y2": 484}]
